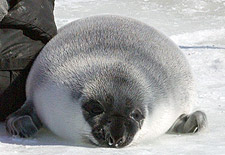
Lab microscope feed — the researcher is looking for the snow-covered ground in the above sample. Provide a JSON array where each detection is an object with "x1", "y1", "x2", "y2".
[{"x1": 1, "y1": 0, "x2": 225, "y2": 154}]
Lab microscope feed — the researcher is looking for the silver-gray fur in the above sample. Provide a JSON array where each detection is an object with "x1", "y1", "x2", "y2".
[{"x1": 6, "y1": 15, "x2": 207, "y2": 147}]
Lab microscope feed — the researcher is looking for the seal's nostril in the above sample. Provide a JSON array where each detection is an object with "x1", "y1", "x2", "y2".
[
  {"x1": 116, "y1": 137, "x2": 124, "y2": 145},
  {"x1": 108, "y1": 136, "x2": 114, "y2": 146},
  {"x1": 119, "y1": 138, "x2": 123, "y2": 144},
  {"x1": 107, "y1": 135, "x2": 126, "y2": 147}
]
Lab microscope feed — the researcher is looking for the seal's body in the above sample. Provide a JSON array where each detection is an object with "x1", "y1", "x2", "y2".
[{"x1": 6, "y1": 15, "x2": 207, "y2": 147}]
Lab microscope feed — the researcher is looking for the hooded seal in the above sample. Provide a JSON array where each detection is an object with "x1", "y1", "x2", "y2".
[{"x1": 6, "y1": 15, "x2": 207, "y2": 147}]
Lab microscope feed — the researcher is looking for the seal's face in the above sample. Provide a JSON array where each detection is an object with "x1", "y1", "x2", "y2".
[{"x1": 81, "y1": 95, "x2": 146, "y2": 148}]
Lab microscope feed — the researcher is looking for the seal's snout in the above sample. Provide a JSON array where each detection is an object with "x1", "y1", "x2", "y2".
[
  {"x1": 106, "y1": 117, "x2": 128, "y2": 148},
  {"x1": 107, "y1": 134, "x2": 126, "y2": 148}
]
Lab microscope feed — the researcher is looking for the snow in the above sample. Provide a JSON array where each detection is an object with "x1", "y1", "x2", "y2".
[{"x1": 1, "y1": 0, "x2": 225, "y2": 154}]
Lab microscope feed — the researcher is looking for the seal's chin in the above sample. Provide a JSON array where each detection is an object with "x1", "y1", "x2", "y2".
[
  {"x1": 89, "y1": 136, "x2": 100, "y2": 146},
  {"x1": 88, "y1": 137, "x2": 110, "y2": 148}
]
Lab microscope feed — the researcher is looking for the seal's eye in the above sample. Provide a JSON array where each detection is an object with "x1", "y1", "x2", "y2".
[
  {"x1": 91, "y1": 104, "x2": 104, "y2": 115},
  {"x1": 82, "y1": 100, "x2": 104, "y2": 116},
  {"x1": 130, "y1": 109, "x2": 144, "y2": 122}
]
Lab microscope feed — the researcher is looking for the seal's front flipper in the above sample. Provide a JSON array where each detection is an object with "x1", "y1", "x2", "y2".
[
  {"x1": 167, "y1": 111, "x2": 207, "y2": 134},
  {"x1": 5, "y1": 101, "x2": 42, "y2": 138}
]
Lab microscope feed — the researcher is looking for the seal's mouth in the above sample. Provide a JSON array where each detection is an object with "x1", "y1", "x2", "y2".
[{"x1": 91, "y1": 126, "x2": 133, "y2": 148}]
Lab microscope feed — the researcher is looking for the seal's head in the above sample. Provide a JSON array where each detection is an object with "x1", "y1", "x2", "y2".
[{"x1": 80, "y1": 67, "x2": 148, "y2": 148}]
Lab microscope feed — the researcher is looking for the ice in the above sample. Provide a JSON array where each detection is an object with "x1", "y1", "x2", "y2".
[
  {"x1": 171, "y1": 28, "x2": 225, "y2": 46},
  {"x1": 1, "y1": 0, "x2": 225, "y2": 154}
]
